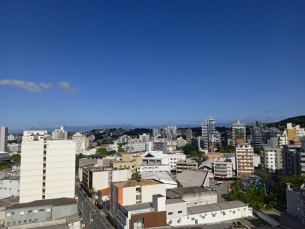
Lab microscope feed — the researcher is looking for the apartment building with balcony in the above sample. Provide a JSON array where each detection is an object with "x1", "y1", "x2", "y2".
[
  {"x1": 235, "y1": 143, "x2": 254, "y2": 177},
  {"x1": 176, "y1": 160, "x2": 198, "y2": 174},
  {"x1": 19, "y1": 131, "x2": 75, "y2": 203},
  {"x1": 214, "y1": 157, "x2": 233, "y2": 179},
  {"x1": 110, "y1": 153, "x2": 142, "y2": 175},
  {"x1": 282, "y1": 144, "x2": 304, "y2": 178}
]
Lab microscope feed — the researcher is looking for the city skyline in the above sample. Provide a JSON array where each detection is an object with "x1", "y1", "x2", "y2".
[{"x1": 1, "y1": 1, "x2": 304, "y2": 129}]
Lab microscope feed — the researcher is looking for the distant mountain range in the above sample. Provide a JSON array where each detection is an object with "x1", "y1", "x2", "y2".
[{"x1": 8, "y1": 115, "x2": 305, "y2": 134}]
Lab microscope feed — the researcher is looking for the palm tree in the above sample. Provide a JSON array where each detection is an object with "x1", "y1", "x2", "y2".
[{"x1": 131, "y1": 171, "x2": 141, "y2": 182}]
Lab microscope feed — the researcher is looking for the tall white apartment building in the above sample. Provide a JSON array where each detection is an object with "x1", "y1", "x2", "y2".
[
  {"x1": 139, "y1": 133, "x2": 150, "y2": 142},
  {"x1": 72, "y1": 132, "x2": 86, "y2": 154},
  {"x1": 232, "y1": 120, "x2": 246, "y2": 146},
  {"x1": 235, "y1": 143, "x2": 254, "y2": 177},
  {"x1": 52, "y1": 126, "x2": 68, "y2": 140},
  {"x1": 19, "y1": 130, "x2": 76, "y2": 203},
  {"x1": 8, "y1": 134, "x2": 15, "y2": 141},
  {"x1": 0, "y1": 126, "x2": 8, "y2": 152}
]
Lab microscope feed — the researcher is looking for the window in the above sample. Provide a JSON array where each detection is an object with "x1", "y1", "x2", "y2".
[
  {"x1": 11, "y1": 212, "x2": 14, "y2": 215},
  {"x1": 136, "y1": 195, "x2": 141, "y2": 200},
  {"x1": 39, "y1": 209, "x2": 44, "y2": 212},
  {"x1": 168, "y1": 212, "x2": 173, "y2": 215},
  {"x1": 134, "y1": 218, "x2": 144, "y2": 229},
  {"x1": 6, "y1": 213, "x2": 11, "y2": 217},
  {"x1": 7, "y1": 222, "x2": 10, "y2": 226},
  {"x1": 35, "y1": 219, "x2": 38, "y2": 222},
  {"x1": 47, "y1": 208, "x2": 51, "y2": 212},
  {"x1": 24, "y1": 220, "x2": 27, "y2": 223},
  {"x1": 18, "y1": 221, "x2": 21, "y2": 224},
  {"x1": 34, "y1": 210, "x2": 38, "y2": 213},
  {"x1": 178, "y1": 211, "x2": 183, "y2": 214},
  {"x1": 20, "y1": 211, "x2": 24, "y2": 215},
  {"x1": 29, "y1": 219, "x2": 32, "y2": 223},
  {"x1": 13, "y1": 221, "x2": 16, "y2": 225},
  {"x1": 28, "y1": 210, "x2": 32, "y2": 213}
]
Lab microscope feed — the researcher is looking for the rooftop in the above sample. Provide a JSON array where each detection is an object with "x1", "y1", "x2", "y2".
[
  {"x1": 113, "y1": 179, "x2": 162, "y2": 188},
  {"x1": 165, "y1": 199, "x2": 185, "y2": 205},
  {"x1": 141, "y1": 172, "x2": 177, "y2": 185},
  {"x1": 0, "y1": 196, "x2": 19, "y2": 209},
  {"x1": 176, "y1": 170, "x2": 208, "y2": 187},
  {"x1": 99, "y1": 187, "x2": 111, "y2": 196},
  {"x1": 166, "y1": 186, "x2": 215, "y2": 199},
  {"x1": 122, "y1": 202, "x2": 153, "y2": 212},
  {"x1": 7, "y1": 198, "x2": 76, "y2": 210},
  {"x1": 177, "y1": 160, "x2": 197, "y2": 164},
  {"x1": 187, "y1": 201, "x2": 247, "y2": 214},
  {"x1": 138, "y1": 163, "x2": 170, "y2": 167}
]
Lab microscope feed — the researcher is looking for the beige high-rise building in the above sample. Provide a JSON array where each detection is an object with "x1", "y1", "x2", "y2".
[
  {"x1": 235, "y1": 143, "x2": 254, "y2": 177},
  {"x1": 19, "y1": 131, "x2": 76, "y2": 203}
]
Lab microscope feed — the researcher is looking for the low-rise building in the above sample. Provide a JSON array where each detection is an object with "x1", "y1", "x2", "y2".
[
  {"x1": 176, "y1": 159, "x2": 198, "y2": 174},
  {"x1": 137, "y1": 163, "x2": 171, "y2": 173},
  {"x1": 167, "y1": 200, "x2": 252, "y2": 227},
  {"x1": 176, "y1": 170, "x2": 209, "y2": 188},
  {"x1": 111, "y1": 153, "x2": 143, "y2": 175},
  {"x1": 81, "y1": 165, "x2": 131, "y2": 193},
  {"x1": 110, "y1": 179, "x2": 166, "y2": 214},
  {"x1": 116, "y1": 194, "x2": 167, "y2": 229},
  {"x1": 166, "y1": 186, "x2": 217, "y2": 207},
  {"x1": 214, "y1": 157, "x2": 233, "y2": 179},
  {"x1": 141, "y1": 172, "x2": 177, "y2": 189},
  {"x1": 4, "y1": 198, "x2": 78, "y2": 227},
  {"x1": 205, "y1": 153, "x2": 224, "y2": 162},
  {"x1": 0, "y1": 174, "x2": 20, "y2": 199}
]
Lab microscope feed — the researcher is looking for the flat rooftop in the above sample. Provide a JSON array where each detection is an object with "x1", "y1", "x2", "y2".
[
  {"x1": 123, "y1": 202, "x2": 153, "y2": 212},
  {"x1": 7, "y1": 198, "x2": 76, "y2": 210},
  {"x1": 113, "y1": 179, "x2": 162, "y2": 188},
  {"x1": 166, "y1": 199, "x2": 185, "y2": 205},
  {"x1": 166, "y1": 186, "x2": 215, "y2": 199},
  {"x1": 187, "y1": 201, "x2": 247, "y2": 215}
]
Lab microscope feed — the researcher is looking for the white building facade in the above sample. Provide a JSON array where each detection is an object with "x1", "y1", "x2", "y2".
[
  {"x1": 72, "y1": 132, "x2": 86, "y2": 154},
  {"x1": 0, "y1": 127, "x2": 8, "y2": 152},
  {"x1": 0, "y1": 178, "x2": 19, "y2": 199},
  {"x1": 19, "y1": 131, "x2": 76, "y2": 203}
]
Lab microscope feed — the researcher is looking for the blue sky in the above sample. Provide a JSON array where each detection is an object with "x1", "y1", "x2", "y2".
[{"x1": 0, "y1": 0, "x2": 304, "y2": 130}]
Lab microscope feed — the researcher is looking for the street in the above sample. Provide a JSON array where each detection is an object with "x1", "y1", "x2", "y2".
[{"x1": 75, "y1": 185, "x2": 114, "y2": 229}]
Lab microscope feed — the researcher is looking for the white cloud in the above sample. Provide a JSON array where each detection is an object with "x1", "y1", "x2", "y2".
[
  {"x1": 40, "y1": 83, "x2": 53, "y2": 89},
  {"x1": 0, "y1": 79, "x2": 51, "y2": 93},
  {"x1": 58, "y1": 81, "x2": 79, "y2": 94}
]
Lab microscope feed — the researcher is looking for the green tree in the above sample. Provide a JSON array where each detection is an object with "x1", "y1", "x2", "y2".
[
  {"x1": 118, "y1": 148, "x2": 125, "y2": 153},
  {"x1": 182, "y1": 144, "x2": 196, "y2": 155},
  {"x1": 0, "y1": 161, "x2": 11, "y2": 169},
  {"x1": 254, "y1": 168, "x2": 272, "y2": 195},
  {"x1": 131, "y1": 171, "x2": 141, "y2": 182},
  {"x1": 274, "y1": 175, "x2": 305, "y2": 209},
  {"x1": 11, "y1": 154, "x2": 21, "y2": 164},
  {"x1": 226, "y1": 145, "x2": 235, "y2": 153},
  {"x1": 96, "y1": 147, "x2": 107, "y2": 155}
]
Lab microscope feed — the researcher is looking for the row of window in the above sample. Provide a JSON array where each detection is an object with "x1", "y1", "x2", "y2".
[
  {"x1": 7, "y1": 208, "x2": 51, "y2": 217},
  {"x1": 7, "y1": 219, "x2": 38, "y2": 226},
  {"x1": 168, "y1": 210, "x2": 183, "y2": 215}
]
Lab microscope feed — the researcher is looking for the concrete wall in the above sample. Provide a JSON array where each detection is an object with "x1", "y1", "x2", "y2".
[
  {"x1": 167, "y1": 206, "x2": 252, "y2": 227},
  {"x1": 112, "y1": 170, "x2": 131, "y2": 182},
  {"x1": 165, "y1": 202, "x2": 187, "y2": 219},
  {"x1": 0, "y1": 179, "x2": 20, "y2": 199},
  {"x1": 52, "y1": 204, "x2": 78, "y2": 218},
  {"x1": 141, "y1": 184, "x2": 166, "y2": 203},
  {"x1": 92, "y1": 171, "x2": 108, "y2": 191},
  {"x1": 181, "y1": 191, "x2": 217, "y2": 207},
  {"x1": 5, "y1": 203, "x2": 78, "y2": 227},
  {"x1": 123, "y1": 187, "x2": 137, "y2": 206},
  {"x1": 252, "y1": 207, "x2": 280, "y2": 227}
]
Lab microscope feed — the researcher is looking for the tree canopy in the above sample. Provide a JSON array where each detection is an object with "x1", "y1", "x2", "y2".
[
  {"x1": 0, "y1": 161, "x2": 11, "y2": 170},
  {"x1": 182, "y1": 144, "x2": 196, "y2": 155},
  {"x1": 11, "y1": 154, "x2": 21, "y2": 164}
]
